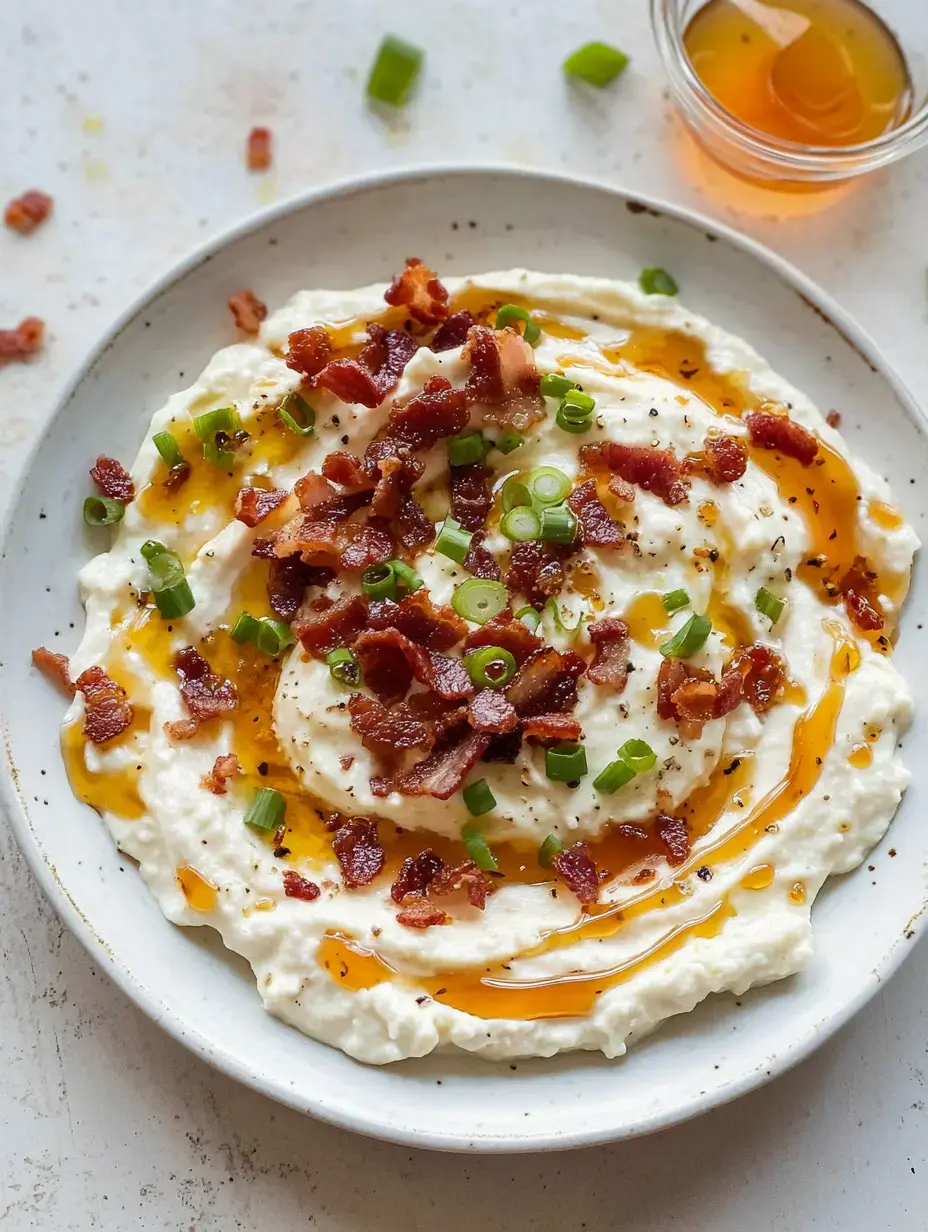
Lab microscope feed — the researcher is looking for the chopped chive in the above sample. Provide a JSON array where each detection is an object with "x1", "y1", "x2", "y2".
[
  {"x1": 390, "y1": 559, "x2": 424, "y2": 594},
  {"x1": 501, "y1": 506, "x2": 541, "y2": 542},
  {"x1": 755, "y1": 586, "x2": 785, "y2": 625},
  {"x1": 495, "y1": 430, "x2": 524, "y2": 455},
  {"x1": 495, "y1": 304, "x2": 541, "y2": 346},
  {"x1": 366, "y1": 34, "x2": 423, "y2": 108},
  {"x1": 659, "y1": 613, "x2": 712, "y2": 659},
  {"x1": 539, "y1": 504, "x2": 577, "y2": 544},
  {"x1": 448, "y1": 431, "x2": 485, "y2": 467},
  {"x1": 618, "y1": 739, "x2": 657, "y2": 773},
  {"x1": 662, "y1": 588, "x2": 690, "y2": 614},
  {"x1": 462, "y1": 778, "x2": 497, "y2": 818},
  {"x1": 527, "y1": 466, "x2": 571, "y2": 508},
  {"x1": 462, "y1": 820, "x2": 499, "y2": 869},
  {"x1": 452, "y1": 578, "x2": 508, "y2": 625},
  {"x1": 435, "y1": 516, "x2": 473, "y2": 565},
  {"x1": 255, "y1": 618, "x2": 295, "y2": 657},
  {"x1": 538, "y1": 833, "x2": 564, "y2": 867},
  {"x1": 278, "y1": 391, "x2": 316, "y2": 436},
  {"x1": 501, "y1": 477, "x2": 532, "y2": 512},
  {"x1": 639, "y1": 267, "x2": 679, "y2": 296},
  {"x1": 153, "y1": 430, "x2": 185, "y2": 470},
  {"x1": 539, "y1": 372, "x2": 578, "y2": 399},
  {"x1": 592, "y1": 757, "x2": 636, "y2": 794},
  {"x1": 83, "y1": 495, "x2": 125, "y2": 527},
  {"x1": 143, "y1": 542, "x2": 195, "y2": 619},
  {"x1": 244, "y1": 786, "x2": 286, "y2": 833},
  {"x1": 361, "y1": 562, "x2": 398, "y2": 602},
  {"x1": 326, "y1": 648, "x2": 361, "y2": 687},
  {"x1": 545, "y1": 742, "x2": 588, "y2": 783},
  {"x1": 230, "y1": 611, "x2": 261, "y2": 644},
  {"x1": 515, "y1": 605, "x2": 541, "y2": 632},
  {"x1": 466, "y1": 645, "x2": 517, "y2": 689},
  {"x1": 563, "y1": 41, "x2": 630, "y2": 88}
]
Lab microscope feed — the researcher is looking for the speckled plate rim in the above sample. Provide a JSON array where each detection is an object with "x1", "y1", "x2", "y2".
[{"x1": 1, "y1": 163, "x2": 926, "y2": 1153}]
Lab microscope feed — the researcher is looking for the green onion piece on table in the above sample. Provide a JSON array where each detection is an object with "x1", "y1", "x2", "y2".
[
  {"x1": 659, "y1": 613, "x2": 712, "y2": 659},
  {"x1": 389, "y1": 559, "x2": 424, "y2": 595},
  {"x1": 461, "y1": 820, "x2": 499, "y2": 868},
  {"x1": 152, "y1": 430, "x2": 185, "y2": 470},
  {"x1": 618, "y1": 738, "x2": 657, "y2": 773},
  {"x1": 465, "y1": 645, "x2": 518, "y2": 689},
  {"x1": 361, "y1": 562, "x2": 398, "y2": 602},
  {"x1": 82, "y1": 495, "x2": 125, "y2": 527},
  {"x1": 326, "y1": 648, "x2": 361, "y2": 687},
  {"x1": 141, "y1": 540, "x2": 195, "y2": 619},
  {"x1": 755, "y1": 586, "x2": 785, "y2": 625},
  {"x1": 563, "y1": 41, "x2": 630, "y2": 88},
  {"x1": 451, "y1": 578, "x2": 508, "y2": 625},
  {"x1": 539, "y1": 504, "x2": 577, "y2": 544},
  {"x1": 527, "y1": 466, "x2": 571, "y2": 508},
  {"x1": 495, "y1": 430, "x2": 524, "y2": 455},
  {"x1": 539, "y1": 372, "x2": 578, "y2": 399},
  {"x1": 435, "y1": 516, "x2": 473, "y2": 564},
  {"x1": 495, "y1": 304, "x2": 541, "y2": 346},
  {"x1": 538, "y1": 833, "x2": 564, "y2": 867},
  {"x1": 545, "y1": 742, "x2": 588, "y2": 782},
  {"x1": 662, "y1": 588, "x2": 690, "y2": 614},
  {"x1": 592, "y1": 757, "x2": 636, "y2": 794},
  {"x1": 277, "y1": 391, "x2": 316, "y2": 436},
  {"x1": 366, "y1": 34, "x2": 423, "y2": 107},
  {"x1": 244, "y1": 787, "x2": 286, "y2": 833},
  {"x1": 448, "y1": 431, "x2": 485, "y2": 467},
  {"x1": 501, "y1": 505, "x2": 541, "y2": 542},
  {"x1": 515, "y1": 605, "x2": 541, "y2": 632},
  {"x1": 639, "y1": 267, "x2": 679, "y2": 297},
  {"x1": 230, "y1": 611, "x2": 262, "y2": 645}
]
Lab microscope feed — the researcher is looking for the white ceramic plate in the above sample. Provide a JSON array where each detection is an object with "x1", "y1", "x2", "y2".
[{"x1": 2, "y1": 166, "x2": 927, "y2": 1153}]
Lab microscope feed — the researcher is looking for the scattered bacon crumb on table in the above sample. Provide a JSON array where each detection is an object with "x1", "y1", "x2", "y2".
[
  {"x1": 245, "y1": 126, "x2": 273, "y2": 172},
  {"x1": 4, "y1": 190, "x2": 53, "y2": 235}
]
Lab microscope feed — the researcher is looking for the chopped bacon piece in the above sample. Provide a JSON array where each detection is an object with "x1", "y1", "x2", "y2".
[
  {"x1": 76, "y1": 666, "x2": 134, "y2": 745},
  {"x1": 397, "y1": 894, "x2": 450, "y2": 928},
  {"x1": 703, "y1": 434, "x2": 748, "y2": 484},
  {"x1": 431, "y1": 310, "x2": 475, "y2": 352},
  {"x1": 386, "y1": 374, "x2": 469, "y2": 451},
  {"x1": 506, "y1": 647, "x2": 585, "y2": 717},
  {"x1": 450, "y1": 463, "x2": 491, "y2": 532},
  {"x1": 656, "y1": 813, "x2": 690, "y2": 866},
  {"x1": 671, "y1": 679, "x2": 722, "y2": 736},
  {"x1": 234, "y1": 486, "x2": 288, "y2": 527},
  {"x1": 174, "y1": 647, "x2": 238, "y2": 726},
  {"x1": 267, "y1": 557, "x2": 333, "y2": 621},
  {"x1": 283, "y1": 870, "x2": 321, "y2": 901},
  {"x1": 391, "y1": 849, "x2": 444, "y2": 903},
  {"x1": 580, "y1": 441, "x2": 689, "y2": 507},
  {"x1": 322, "y1": 451, "x2": 367, "y2": 488},
  {"x1": 228, "y1": 289, "x2": 267, "y2": 335},
  {"x1": 826, "y1": 410, "x2": 841, "y2": 429},
  {"x1": 164, "y1": 718, "x2": 199, "y2": 741},
  {"x1": 396, "y1": 493, "x2": 435, "y2": 552},
  {"x1": 730, "y1": 643, "x2": 786, "y2": 713},
  {"x1": 31, "y1": 647, "x2": 74, "y2": 696},
  {"x1": 315, "y1": 324, "x2": 418, "y2": 408},
  {"x1": 746, "y1": 410, "x2": 819, "y2": 465},
  {"x1": 353, "y1": 628, "x2": 473, "y2": 705},
  {"x1": 838, "y1": 556, "x2": 884, "y2": 632},
  {"x1": 4, "y1": 190, "x2": 53, "y2": 234},
  {"x1": 567, "y1": 479, "x2": 623, "y2": 548},
  {"x1": 369, "y1": 452, "x2": 425, "y2": 519},
  {"x1": 348, "y1": 693, "x2": 431, "y2": 755},
  {"x1": 715, "y1": 664, "x2": 746, "y2": 717},
  {"x1": 552, "y1": 842, "x2": 599, "y2": 905},
  {"x1": 252, "y1": 537, "x2": 276, "y2": 559},
  {"x1": 393, "y1": 729, "x2": 492, "y2": 799},
  {"x1": 467, "y1": 688, "x2": 519, "y2": 734},
  {"x1": 0, "y1": 317, "x2": 44, "y2": 362},
  {"x1": 200, "y1": 753, "x2": 240, "y2": 795},
  {"x1": 294, "y1": 594, "x2": 369, "y2": 655},
  {"x1": 272, "y1": 510, "x2": 392, "y2": 572},
  {"x1": 463, "y1": 325, "x2": 545, "y2": 432},
  {"x1": 462, "y1": 531, "x2": 501, "y2": 580},
  {"x1": 293, "y1": 471, "x2": 341, "y2": 512},
  {"x1": 482, "y1": 730, "x2": 523, "y2": 763},
  {"x1": 367, "y1": 591, "x2": 466, "y2": 650},
  {"x1": 657, "y1": 658, "x2": 689, "y2": 722},
  {"x1": 245, "y1": 126, "x2": 273, "y2": 172},
  {"x1": 338, "y1": 521, "x2": 395, "y2": 572},
  {"x1": 587, "y1": 618, "x2": 630, "y2": 692},
  {"x1": 505, "y1": 540, "x2": 569, "y2": 606},
  {"x1": 463, "y1": 609, "x2": 542, "y2": 665},
  {"x1": 383, "y1": 257, "x2": 450, "y2": 326},
  {"x1": 313, "y1": 359, "x2": 382, "y2": 408},
  {"x1": 285, "y1": 326, "x2": 332, "y2": 378},
  {"x1": 404, "y1": 690, "x2": 469, "y2": 742},
  {"x1": 332, "y1": 818, "x2": 385, "y2": 888},
  {"x1": 90, "y1": 456, "x2": 134, "y2": 503},
  {"x1": 608, "y1": 475, "x2": 636, "y2": 504},
  {"x1": 521, "y1": 714, "x2": 583, "y2": 743},
  {"x1": 431, "y1": 859, "x2": 492, "y2": 910},
  {"x1": 464, "y1": 323, "x2": 504, "y2": 405}
]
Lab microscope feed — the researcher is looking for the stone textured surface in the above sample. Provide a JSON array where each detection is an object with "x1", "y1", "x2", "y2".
[{"x1": 2, "y1": 1, "x2": 928, "y2": 1227}]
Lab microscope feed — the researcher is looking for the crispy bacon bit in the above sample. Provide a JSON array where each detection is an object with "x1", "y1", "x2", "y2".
[
  {"x1": 367, "y1": 591, "x2": 466, "y2": 650},
  {"x1": 482, "y1": 730, "x2": 523, "y2": 763},
  {"x1": 76, "y1": 666, "x2": 134, "y2": 745},
  {"x1": 332, "y1": 818, "x2": 385, "y2": 888},
  {"x1": 521, "y1": 714, "x2": 583, "y2": 743},
  {"x1": 462, "y1": 531, "x2": 501, "y2": 580},
  {"x1": 450, "y1": 462, "x2": 491, "y2": 532},
  {"x1": 285, "y1": 326, "x2": 332, "y2": 378},
  {"x1": 671, "y1": 679, "x2": 724, "y2": 738},
  {"x1": 608, "y1": 475, "x2": 636, "y2": 504},
  {"x1": 322, "y1": 451, "x2": 367, "y2": 488},
  {"x1": 294, "y1": 594, "x2": 369, "y2": 655},
  {"x1": 431, "y1": 310, "x2": 475, "y2": 352},
  {"x1": 746, "y1": 410, "x2": 819, "y2": 465},
  {"x1": 506, "y1": 647, "x2": 585, "y2": 717},
  {"x1": 703, "y1": 434, "x2": 748, "y2": 484},
  {"x1": 267, "y1": 557, "x2": 333, "y2": 621},
  {"x1": 463, "y1": 609, "x2": 542, "y2": 665},
  {"x1": 164, "y1": 718, "x2": 199, "y2": 741},
  {"x1": 463, "y1": 324, "x2": 545, "y2": 432},
  {"x1": 245, "y1": 126, "x2": 273, "y2": 172},
  {"x1": 234, "y1": 486, "x2": 288, "y2": 527},
  {"x1": 580, "y1": 441, "x2": 689, "y2": 507},
  {"x1": 0, "y1": 317, "x2": 44, "y2": 362},
  {"x1": 353, "y1": 628, "x2": 473, "y2": 705},
  {"x1": 174, "y1": 647, "x2": 238, "y2": 726},
  {"x1": 656, "y1": 813, "x2": 690, "y2": 866},
  {"x1": 505, "y1": 540, "x2": 568, "y2": 606},
  {"x1": 396, "y1": 894, "x2": 450, "y2": 928},
  {"x1": 567, "y1": 479, "x2": 623, "y2": 548},
  {"x1": 370, "y1": 452, "x2": 425, "y2": 519},
  {"x1": 394, "y1": 729, "x2": 492, "y2": 799},
  {"x1": 552, "y1": 842, "x2": 599, "y2": 905},
  {"x1": 283, "y1": 870, "x2": 321, "y2": 901},
  {"x1": 273, "y1": 510, "x2": 392, "y2": 572},
  {"x1": 338, "y1": 521, "x2": 396, "y2": 571},
  {"x1": 293, "y1": 471, "x2": 340, "y2": 512},
  {"x1": 348, "y1": 693, "x2": 431, "y2": 755},
  {"x1": 383, "y1": 257, "x2": 450, "y2": 326},
  {"x1": 431, "y1": 858, "x2": 492, "y2": 910},
  {"x1": 826, "y1": 410, "x2": 841, "y2": 429},
  {"x1": 587, "y1": 618, "x2": 630, "y2": 692},
  {"x1": 391, "y1": 849, "x2": 444, "y2": 903},
  {"x1": 731, "y1": 643, "x2": 787, "y2": 712},
  {"x1": 314, "y1": 359, "x2": 382, "y2": 407},
  {"x1": 387, "y1": 374, "x2": 469, "y2": 451},
  {"x1": 228, "y1": 289, "x2": 267, "y2": 335},
  {"x1": 200, "y1": 753, "x2": 240, "y2": 795},
  {"x1": 252, "y1": 537, "x2": 275, "y2": 559},
  {"x1": 397, "y1": 493, "x2": 436, "y2": 552},
  {"x1": 657, "y1": 658, "x2": 689, "y2": 722},
  {"x1": 838, "y1": 556, "x2": 885, "y2": 632},
  {"x1": 90, "y1": 456, "x2": 134, "y2": 503},
  {"x1": 4, "y1": 190, "x2": 53, "y2": 234},
  {"x1": 31, "y1": 647, "x2": 74, "y2": 696},
  {"x1": 315, "y1": 324, "x2": 418, "y2": 408},
  {"x1": 467, "y1": 688, "x2": 519, "y2": 734}
]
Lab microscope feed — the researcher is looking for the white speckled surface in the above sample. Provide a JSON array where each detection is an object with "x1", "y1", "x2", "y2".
[{"x1": 3, "y1": 1, "x2": 928, "y2": 1227}]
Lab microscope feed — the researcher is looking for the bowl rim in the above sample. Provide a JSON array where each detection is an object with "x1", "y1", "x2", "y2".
[{"x1": 2, "y1": 161, "x2": 926, "y2": 1153}]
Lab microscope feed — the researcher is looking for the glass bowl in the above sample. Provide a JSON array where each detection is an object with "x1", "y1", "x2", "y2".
[{"x1": 651, "y1": 0, "x2": 928, "y2": 183}]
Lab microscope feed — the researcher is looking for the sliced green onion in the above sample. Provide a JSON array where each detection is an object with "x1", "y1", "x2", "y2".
[
  {"x1": 462, "y1": 821, "x2": 499, "y2": 870},
  {"x1": 326, "y1": 648, "x2": 361, "y2": 687},
  {"x1": 593, "y1": 758, "x2": 636, "y2": 794},
  {"x1": 462, "y1": 779, "x2": 497, "y2": 818},
  {"x1": 256, "y1": 619, "x2": 295, "y2": 657},
  {"x1": 495, "y1": 304, "x2": 540, "y2": 346},
  {"x1": 83, "y1": 495, "x2": 125, "y2": 527},
  {"x1": 151, "y1": 581, "x2": 194, "y2": 619},
  {"x1": 278, "y1": 391, "x2": 316, "y2": 436},
  {"x1": 435, "y1": 516, "x2": 473, "y2": 565},
  {"x1": 544, "y1": 597, "x2": 583, "y2": 636},
  {"x1": 556, "y1": 405, "x2": 593, "y2": 434},
  {"x1": 140, "y1": 539, "x2": 167, "y2": 562},
  {"x1": 539, "y1": 373, "x2": 578, "y2": 399},
  {"x1": 361, "y1": 562, "x2": 398, "y2": 602},
  {"x1": 448, "y1": 431, "x2": 484, "y2": 467},
  {"x1": 539, "y1": 505, "x2": 578, "y2": 544},
  {"x1": 501, "y1": 506, "x2": 541, "y2": 542},
  {"x1": 390, "y1": 559, "x2": 424, "y2": 594},
  {"x1": 501, "y1": 477, "x2": 532, "y2": 512},
  {"x1": 755, "y1": 586, "x2": 785, "y2": 625},
  {"x1": 545, "y1": 742, "x2": 588, "y2": 783},
  {"x1": 515, "y1": 605, "x2": 541, "y2": 632},
  {"x1": 366, "y1": 34, "x2": 423, "y2": 108},
  {"x1": 452, "y1": 578, "x2": 508, "y2": 625},
  {"x1": 618, "y1": 739, "x2": 657, "y2": 774},
  {"x1": 495, "y1": 430, "x2": 524, "y2": 455},
  {"x1": 466, "y1": 645, "x2": 517, "y2": 689},
  {"x1": 244, "y1": 786, "x2": 286, "y2": 833},
  {"x1": 639, "y1": 267, "x2": 679, "y2": 296},
  {"x1": 153, "y1": 430, "x2": 185, "y2": 470},
  {"x1": 662, "y1": 589, "x2": 690, "y2": 614},
  {"x1": 659, "y1": 613, "x2": 712, "y2": 659},
  {"x1": 143, "y1": 542, "x2": 195, "y2": 619},
  {"x1": 193, "y1": 406, "x2": 242, "y2": 468},
  {"x1": 230, "y1": 611, "x2": 261, "y2": 645},
  {"x1": 562, "y1": 388, "x2": 595, "y2": 416},
  {"x1": 527, "y1": 466, "x2": 571, "y2": 508},
  {"x1": 563, "y1": 41, "x2": 630, "y2": 88},
  {"x1": 538, "y1": 833, "x2": 564, "y2": 867}
]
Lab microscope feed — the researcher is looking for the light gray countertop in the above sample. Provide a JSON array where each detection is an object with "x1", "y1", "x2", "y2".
[{"x1": 2, "y1": 2, "x2": 928, "y2": 1227}]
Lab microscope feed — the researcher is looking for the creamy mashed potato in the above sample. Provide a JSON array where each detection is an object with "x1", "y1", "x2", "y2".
[{"x1": 58, "y1": 270, "x2": 916, "y2": 1063}]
